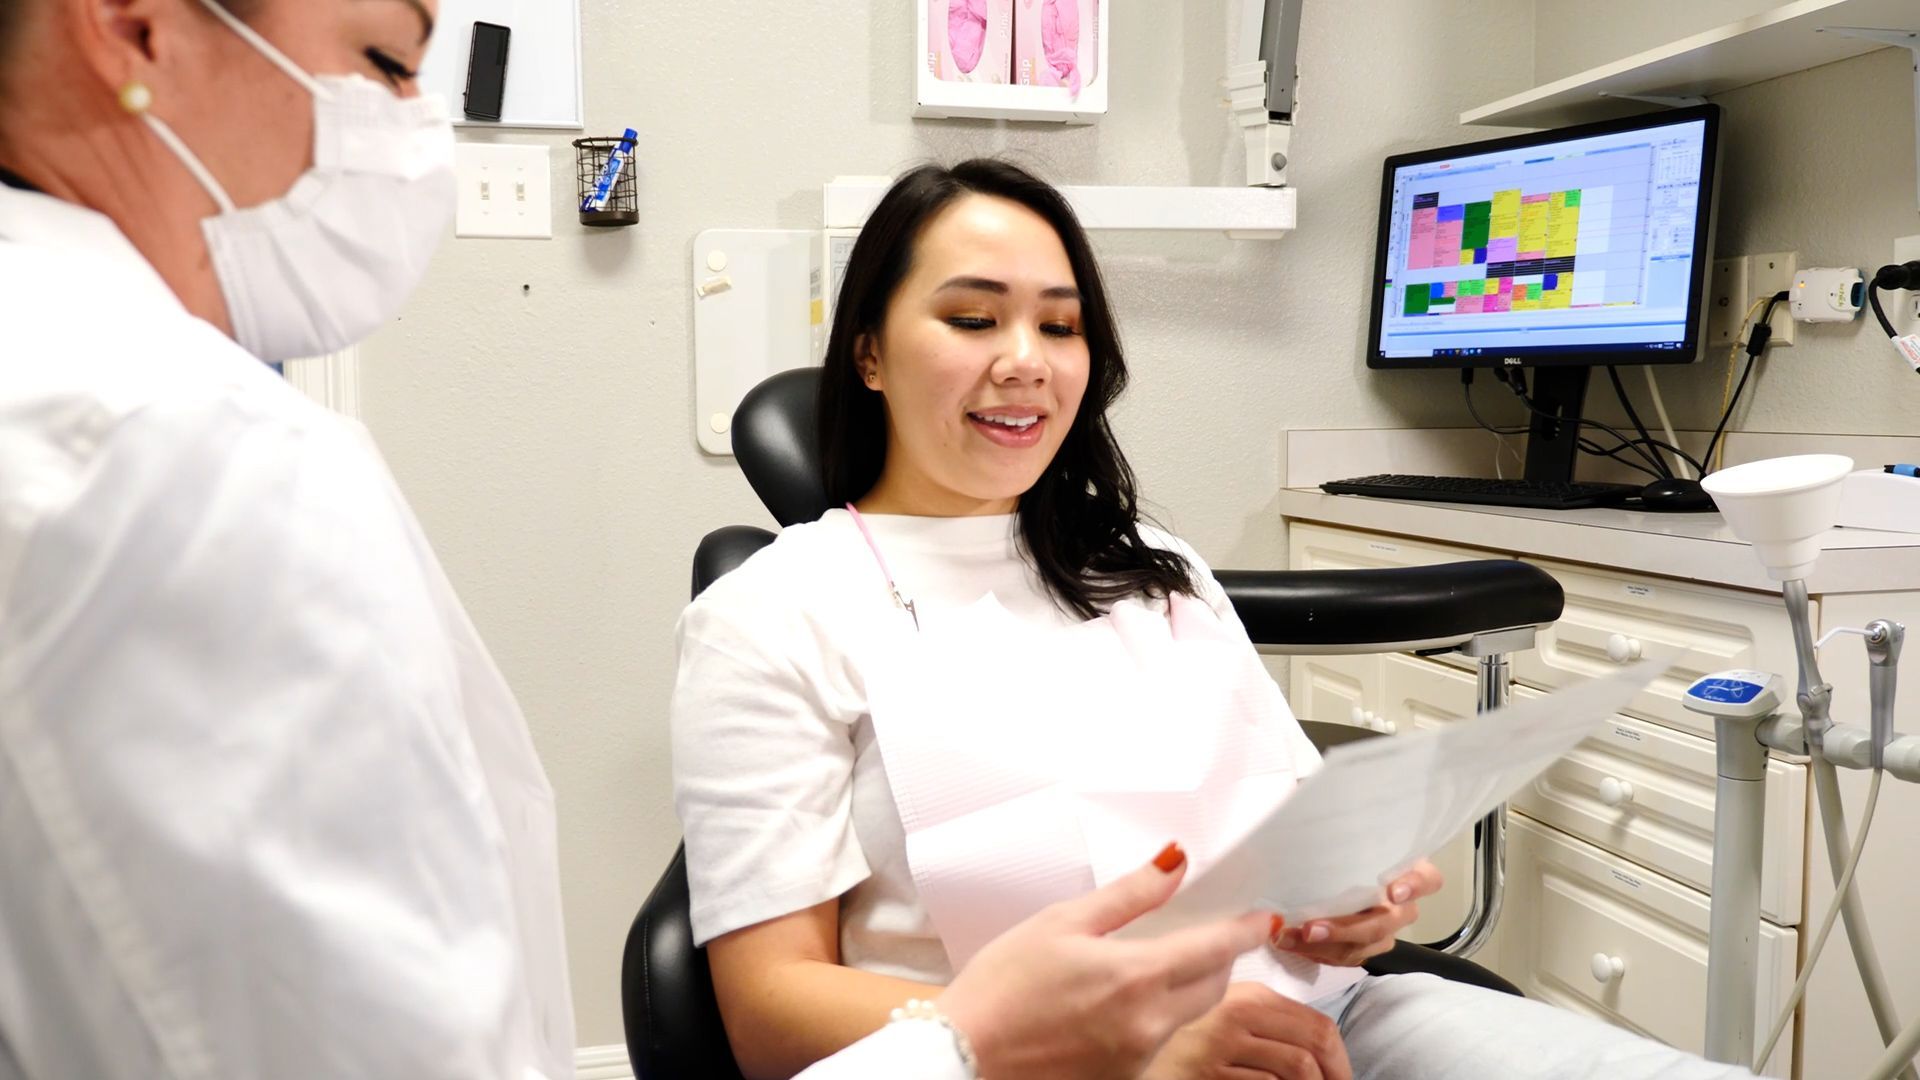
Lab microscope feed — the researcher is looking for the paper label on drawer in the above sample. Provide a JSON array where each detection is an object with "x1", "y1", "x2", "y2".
[
  {"x1": 1366, "y1": 541, "x2": 1401, "y2": 554},
  {"x1": 1611, "y1": 725, "x2": 1643, "y2": 743},
  {"x1": 1609, "y1": 868, "x2": 1645, "y2": 890},
  {"x1": 1623, "y1": 584, "x2": 1655, "y2": 599}
]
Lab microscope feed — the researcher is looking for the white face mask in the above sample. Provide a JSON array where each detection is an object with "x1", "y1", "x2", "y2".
[{"x1": 141, "y1": 0, "x2": 455, "y2": 362}]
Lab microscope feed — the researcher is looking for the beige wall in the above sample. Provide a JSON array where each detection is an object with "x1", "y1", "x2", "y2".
[{"x1": 360, "y1": 0, "x2": 1920, "y2": 1051}]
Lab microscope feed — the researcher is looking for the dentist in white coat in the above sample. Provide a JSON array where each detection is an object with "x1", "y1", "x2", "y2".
[{"x1": 0, "y1": 1, "x2": 1271, "y2": 1077}]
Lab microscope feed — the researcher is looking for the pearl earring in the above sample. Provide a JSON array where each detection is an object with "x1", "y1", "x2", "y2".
[{"x1": 118, "y1": 82, "x2": 153, "y2": 115}]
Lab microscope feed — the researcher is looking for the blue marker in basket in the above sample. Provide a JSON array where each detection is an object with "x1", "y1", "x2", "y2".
[{"x1": 582, "y1": 128, "x2": 638, "y2": 212}]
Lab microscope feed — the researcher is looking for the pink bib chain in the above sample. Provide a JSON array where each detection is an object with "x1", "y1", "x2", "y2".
[{"x1": 845, "y1": 503, "x2": 921, "y2": 631}]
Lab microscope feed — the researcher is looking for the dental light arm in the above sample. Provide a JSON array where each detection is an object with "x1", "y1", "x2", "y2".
[
  {"x1": 1228, "y1": 0, "x2": 1302, "y2": 187},
  {"x1": 1254, "y1": 0, "x2": 1301, "y2": 121}
]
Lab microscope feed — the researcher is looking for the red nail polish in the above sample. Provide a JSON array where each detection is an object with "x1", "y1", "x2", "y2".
[
  {"x1": 1152, "y1": 842, "x2": 1186, "y2": 873},
  {"x1": 1270, "y1": 914, "x2": 1286, "y2": 939}
]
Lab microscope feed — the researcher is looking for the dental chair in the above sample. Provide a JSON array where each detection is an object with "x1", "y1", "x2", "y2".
[{"x1": 625, "y1": 368, "x2": 1562, "y2": 1080}]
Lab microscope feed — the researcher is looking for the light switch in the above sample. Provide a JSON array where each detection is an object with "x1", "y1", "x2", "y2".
[{"x1": 455, "y1": 142, "x2": 553, "y2": 239}]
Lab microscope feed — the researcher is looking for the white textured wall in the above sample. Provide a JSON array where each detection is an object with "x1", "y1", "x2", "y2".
[
  {"x1": 1531, "y1": 1, "x2": 1920, "y2": 439},
  {"x1": 1705, "y1": 45, "x2": 1920, "y2": 436},
  {"x1": 358, "y1": 0, "x2": 1544, "y2": 1046},
  {"x1": 1533, "y1": 0, "x2": 1776, "y2": 81}
]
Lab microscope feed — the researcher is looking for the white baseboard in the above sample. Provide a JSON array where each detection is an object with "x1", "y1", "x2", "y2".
[{"x1": 574, "y1": 1043, "x2": 634, "y2": 1080}]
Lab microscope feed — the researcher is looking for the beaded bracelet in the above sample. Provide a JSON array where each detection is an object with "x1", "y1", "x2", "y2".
[{"x1": 889, "y1": 998, "x2": 979, "y2": 1078}]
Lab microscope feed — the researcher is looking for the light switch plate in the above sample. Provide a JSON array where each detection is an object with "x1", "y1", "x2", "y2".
[{"x1": 455, "y1": 143, "x2": 552, "y2": 239}]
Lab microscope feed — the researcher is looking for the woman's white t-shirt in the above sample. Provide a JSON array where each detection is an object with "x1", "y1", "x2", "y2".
[{"x1": 668, "y1": 509, "x2": 1319, "y2": 984}]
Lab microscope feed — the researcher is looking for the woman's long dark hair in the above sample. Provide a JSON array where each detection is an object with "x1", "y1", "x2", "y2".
[{"x1": 817, "y1": 158, "x2": 1196, "y2": 620}]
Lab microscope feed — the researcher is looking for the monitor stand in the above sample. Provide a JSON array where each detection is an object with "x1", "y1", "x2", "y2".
[{"x1": 1522, "y1": 366, "x2": 1591, "y2": 485}]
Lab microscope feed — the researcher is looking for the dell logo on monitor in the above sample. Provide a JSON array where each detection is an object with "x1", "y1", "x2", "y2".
[{"x1": 1501, "y1": 357, "x2": 1523, "y2": 366}]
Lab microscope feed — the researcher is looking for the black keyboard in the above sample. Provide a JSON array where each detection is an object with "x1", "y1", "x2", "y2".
[{"x1": 1320, "y1": 474, "x2": 1638, "y2": 510}]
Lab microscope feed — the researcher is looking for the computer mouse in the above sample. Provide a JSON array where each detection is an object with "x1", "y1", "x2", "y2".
[{"x1": 1637, "y1": 477, "x2": 1716, "y2": 512}]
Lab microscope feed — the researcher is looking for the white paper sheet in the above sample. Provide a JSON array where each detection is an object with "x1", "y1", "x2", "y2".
[{"x1": 1115, "y1": 655, "x2": 1673, "y2": 938}]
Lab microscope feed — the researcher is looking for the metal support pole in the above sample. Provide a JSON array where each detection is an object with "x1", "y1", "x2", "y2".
[
  {"x1": 1705, "y1": 714, "x2": 1768, "y2": 1066},
  {"x1": 1421, "y1": 651, "x2": 1510, "y2": 957}
]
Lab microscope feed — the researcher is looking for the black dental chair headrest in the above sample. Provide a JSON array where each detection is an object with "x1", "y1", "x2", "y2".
[{"x1": 734, "y1": 367, "x2": 832, "y2": 527}]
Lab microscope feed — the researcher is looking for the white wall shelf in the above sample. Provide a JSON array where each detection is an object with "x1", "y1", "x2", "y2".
[
  {"x1": 823, "y1": 177, "x2": 1296, "y2": 239},
  {"x1": 1460, "y1": 0, "x2": 1920, "y2": 129}
]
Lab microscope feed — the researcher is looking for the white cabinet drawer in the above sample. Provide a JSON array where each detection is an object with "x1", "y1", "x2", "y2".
[
  {"x1": 1376, "y1": 655, "x2": 1479, "y2": 944},
  {"x1": 1511, "y1": 558, "x2": 1808, "y2": 742},
  {"x1": 1287, "y1": 522, "x2": 1496, "y2": 571},
  {"x1": 1491, "y1": 815, "x2": 1796, "y2": 1078},
  {"x1": 1286, "y1": 524, "x2": 1504, "y2": 672},
  {"x1": 1507, "y1": 687, "x2": 1806, "y2": 924},
  {"x1": 1289, "y1": 652, "x2": 1383, "y2": 732}
]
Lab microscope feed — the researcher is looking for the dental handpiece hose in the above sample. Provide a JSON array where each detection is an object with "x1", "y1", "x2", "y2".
[
  {"x1": 1784, "y1": 581, "x2": 1914, "y2": 1080},
  {"x1": 1867, "y1": 1014, "x2": 1920, "y2": 1080}
]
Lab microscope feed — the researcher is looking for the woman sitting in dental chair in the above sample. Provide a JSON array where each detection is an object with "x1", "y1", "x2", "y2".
[{"x1": 669, "y1": 158, "x2": 1752, "y2": 1080}]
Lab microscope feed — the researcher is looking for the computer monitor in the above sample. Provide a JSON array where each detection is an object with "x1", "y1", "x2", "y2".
[{"x1": 1364, "y1": 104, "x2": 1720, "y2": 485}]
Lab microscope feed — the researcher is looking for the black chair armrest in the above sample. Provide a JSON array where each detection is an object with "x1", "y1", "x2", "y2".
[
  {"x1": 693, "y1": 526, "x2": 778, "y2": 599},
  {"x1": 1365, "y1": 940, "x2": 1522, "y2": 995},
  {"x1": 1217, "y1": 561, "x2": 1562, "y2": 650}
]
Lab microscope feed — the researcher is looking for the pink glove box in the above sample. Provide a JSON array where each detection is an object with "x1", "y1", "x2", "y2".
[
  {"x1": 927, "y1": 0, "x2": 1013, "y2": 84},
  {"x1": 1015, "y1": 0, "x2": 1099, "y2": 94}
]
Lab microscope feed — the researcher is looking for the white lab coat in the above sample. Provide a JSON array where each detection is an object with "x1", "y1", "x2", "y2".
[
  {"x1": 0, "y1": 183, "x2": 970, "y2": 1080},
  {"x1": 0, "y1": 184, "x2": 573, "y2": 1079}
]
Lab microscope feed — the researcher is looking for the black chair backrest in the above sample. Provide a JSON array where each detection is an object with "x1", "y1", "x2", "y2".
[
  {"x1": 622, "y1": 845, "x2": 746, "y2": 1080},
  {"x1": 625, "y1": 376, "x2": 814, "y2": 1079},
  {"x1": 734, "y1": 367, "x2": 832, "y2": 527}
]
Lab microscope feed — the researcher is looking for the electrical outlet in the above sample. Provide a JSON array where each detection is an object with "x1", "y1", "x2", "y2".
[
  {"x1": 1750, "y1": 250, "x2": 1797, "y2": 346},
  {"x1": 454, "y1": 143, "x2": 553, "y2": 240},
  {"x1": 1896, "y1": 235, "x2": 1920, "y2": 336},
  {"x1": 1707, "y1": 257, "x2": 1749, "y2": 349}
]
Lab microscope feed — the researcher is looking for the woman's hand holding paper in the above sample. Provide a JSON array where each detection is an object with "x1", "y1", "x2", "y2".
[{"x1": 1269, "y1": 860, "x2": 1444, "y2": 967}]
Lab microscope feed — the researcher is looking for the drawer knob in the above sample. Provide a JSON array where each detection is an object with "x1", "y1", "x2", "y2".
[
  {"x1": 1605, "y1": 633, "x2": 1644, "y2": 664},
  {"x1": 1350, "y1": 706, "x2": 1366, "y2": 727},
  {"x1": 1598, "y1": 777, "x2": 1637, "y2": 807},
  {"x1": 1380, "y1": 719, "x2": 1398, "y2": 735},
  {"x1": 1590, "y1": 953, "x2": 1626, "y2": 984}
]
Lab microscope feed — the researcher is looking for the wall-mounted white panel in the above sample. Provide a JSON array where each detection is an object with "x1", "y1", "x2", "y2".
[
  {"x1": 691, "y1": 230, "x2": 823, "y2": 456},
  {"x1": 421, "y1": 1, "x2": 584, "y2": 130}
]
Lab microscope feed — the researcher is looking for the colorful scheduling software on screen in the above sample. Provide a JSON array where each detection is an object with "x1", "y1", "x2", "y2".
[{"x1": 1373, "y1": 113, "x2": 1711, "y2": 362}]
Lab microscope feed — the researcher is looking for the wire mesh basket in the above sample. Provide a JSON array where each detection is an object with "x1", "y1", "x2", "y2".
[{"x1": 572, "y1": 135, "x2": 639, "y2": 227}]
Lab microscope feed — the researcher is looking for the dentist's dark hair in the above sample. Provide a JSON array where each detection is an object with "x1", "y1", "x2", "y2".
[{"x1": 817, "y1": 158, "x2": 1196, "y2": 620}]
